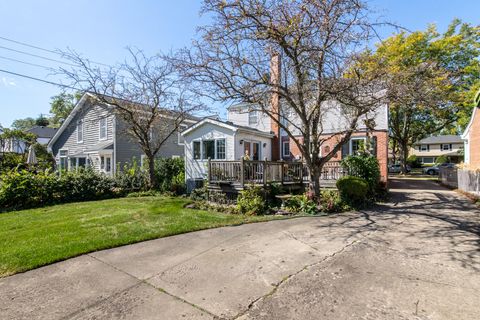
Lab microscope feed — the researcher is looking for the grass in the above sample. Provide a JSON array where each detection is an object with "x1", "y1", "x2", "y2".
[{"x1": 0, "y1": 196, "x2": 279, "y2": 278}]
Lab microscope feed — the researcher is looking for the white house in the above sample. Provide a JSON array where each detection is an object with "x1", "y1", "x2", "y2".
[{"x1": 182, "y1": 117, "x2": 274, "y2": 191}]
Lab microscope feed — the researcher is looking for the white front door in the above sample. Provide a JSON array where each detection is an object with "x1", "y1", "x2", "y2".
[{"x1": 100, "y1": 155, "x2": 112, "y2": 174}]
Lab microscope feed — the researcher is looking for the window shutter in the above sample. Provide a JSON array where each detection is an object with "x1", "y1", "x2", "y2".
[
  {"x1": 369, "y1": 136, "x2": 377, "y2": 156},
  {"x1": 341, "y1": 141, "x2": 349, "y2": 159},
  {"x1": 427, "y1": 145, "x2": 430, "y2": 151},
  {"x1": 449, "y1": 144, "x2": 452, "y2": 151}
]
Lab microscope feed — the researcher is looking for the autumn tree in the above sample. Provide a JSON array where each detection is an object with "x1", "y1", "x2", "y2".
[
  {"x1": 365, "y1": 19, "x2": 480, "y2": 173},
  {"x1": 60, "y1": 48, "x2": 205, "y2": 188},
  {"x1": 175, "y1": 0, "x2": 385, "y2": 200}
]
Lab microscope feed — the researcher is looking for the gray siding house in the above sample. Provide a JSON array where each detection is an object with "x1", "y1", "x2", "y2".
[{"x1": 48, "y1": 92, "x2": 198, "y2": 175}]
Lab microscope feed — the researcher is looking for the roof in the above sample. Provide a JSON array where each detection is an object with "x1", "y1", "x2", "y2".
[
  {"x1": 181, "y1": 117, "x2": 274, "y2": 138},
  {"x1": 415, "y1": 135, "x2": 463, "y2": 145},
  {"x1": 48, "y1": 92, "x2": 201, "y2": 150},
  {"x1": 27, "y1": 126, "x2": 57, "y2": 139}
]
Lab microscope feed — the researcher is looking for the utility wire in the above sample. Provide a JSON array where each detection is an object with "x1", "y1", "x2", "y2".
[
  {"x1": 0, "y1": 35, "x2": 111, "y2": 67},
  {"x1": 0, "y1": 55, "x2": 54, "y2": 70},
  {"x1": 0, "y1": 68, "x2": 78, "y2": 90},
  {"x1": 0, "y1": 45, "x2": 78, "y2": 67}
]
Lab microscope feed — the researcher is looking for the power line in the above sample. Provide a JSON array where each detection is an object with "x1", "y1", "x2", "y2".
[
  {"x1": 0, "y1": 68, "x2": 78, "y2": 90},
  {"x1": 0, "y1": 35, "x2": 111, "y2": 67},
  {"x1": 0, "y1": 55, "x2": 53, "y2": 70},
  {"x1": 0, "y1": 45, "x2": 78, "y2": 67}
]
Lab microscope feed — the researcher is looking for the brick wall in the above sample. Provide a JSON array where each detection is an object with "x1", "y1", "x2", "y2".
[{"x1": 285, "y1": 131, "x2": 389, "y2": 182}]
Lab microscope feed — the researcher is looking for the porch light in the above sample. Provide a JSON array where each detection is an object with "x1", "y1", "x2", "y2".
[
  {"x1": 263, "y1": 143, "x2": 267, "y2": 148},
  {"x1": 239, "y1": 140, "x2": 244, "y2": 145}
]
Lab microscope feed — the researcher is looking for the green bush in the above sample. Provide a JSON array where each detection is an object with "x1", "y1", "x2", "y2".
[
  {"x1": 336, "y1": 176, "x2": 369, "y2": 207},
  {"x1": 116, "y1": 158, "x2": 149, "y2": 192},
  {"x1": 406, "y1": 155, "x2": 422, "y2": 168},
  {"x1": 190, "y1": 183, "x2": 208, "y2": 201},
  {"x1": 0, "y1": 167, "x2": 121, "y2": 211},
  {"x1": 319, "y1": 190, "x2": 345, "y2": 213},
  {"x1": 284, "y1": 194, "x2": 318, "y2": 215},
  {"x1": 435, "y1": 155, "x2": 448, "y2": 164},
  {"x1": 341, "y1": 154, "x2": 380, "y2": 193},
  {"x1": 154, "y1": 158, "x2": 186, "y2": 194},
  {"x1": 237, "y1": 187, "x2": 267, "y2": 215}
]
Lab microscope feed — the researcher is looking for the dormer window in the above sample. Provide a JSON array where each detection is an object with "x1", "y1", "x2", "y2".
[
  {"x1": 77, "y1": 120, "x2": 83, "y2": 143},
  {"x1": 248, "y1": 110, "x2": 258, "y2": 125},
  {"x1": 99, "y1": 118, "x2": 107, "y2": 140}
]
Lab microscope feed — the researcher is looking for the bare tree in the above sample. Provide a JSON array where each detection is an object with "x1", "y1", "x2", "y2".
[
  {"x1": 174, "y1": 0, "x2": 385, "y2": 200},
  {"x1": 60, "y1": 48, "x2": 205, "y2": 188}
]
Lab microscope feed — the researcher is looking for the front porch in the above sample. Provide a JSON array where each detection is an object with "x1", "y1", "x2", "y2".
[{"x1": 206, "y1": 159, "x2": 346, "y2": 202}]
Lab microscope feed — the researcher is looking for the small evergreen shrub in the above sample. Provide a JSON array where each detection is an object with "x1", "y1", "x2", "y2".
[
  {"x1": 237, "y1": 187, "x2": 267, "y2": 215},
  {"x1": 336, "y1": 176, "x2": 369, "y2": 207},
  {"x1": 406, "y1": 155, "x2": 422, "y2": 168},
  {"x1": 154, "y1": 158, "x2": 186, "y2": 194},
  {"x1": 341, "y1": 154, "x2": 380, "y2": 194},
  {"x1": 190, "y1": 183, "x2": 208, "y2": 201}
]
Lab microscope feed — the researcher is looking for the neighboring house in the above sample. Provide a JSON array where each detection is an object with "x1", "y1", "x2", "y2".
[
  {"x1": 410, "y1": 135, "x2": 464, "y2": 164},
  {"x1": 0, "y1": 127, "x2": 27, "y2": 154},
  {"x1": 48, "y1": 92, "x2": 198, "y2": 175},
  {"x1": 27, "y1": 126, "x2": 57, "y2": 145},
  {"x1": 182, "y1": 100, "x2": 389, "y2": 191},
  {"x1": 462, "y1": 90, "x2": 480, "y2": 168}
]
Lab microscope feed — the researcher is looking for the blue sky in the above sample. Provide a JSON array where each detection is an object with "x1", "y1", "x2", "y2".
[{"x1": 0, "y1": 0, "x2": 479, "y2": 127}]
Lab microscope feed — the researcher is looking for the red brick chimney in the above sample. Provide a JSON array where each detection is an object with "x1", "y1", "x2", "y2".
[{"x1": 270, "y1": 54, "x2": 281, "y2": 160}]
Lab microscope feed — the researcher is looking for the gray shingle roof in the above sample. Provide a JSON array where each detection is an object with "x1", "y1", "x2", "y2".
[
  {"x1": 27, "y1": 126, "x2": 58, "y2": 139},
  {"x1": 415, "y1": 135, "x2": 463, "y2": 145}
]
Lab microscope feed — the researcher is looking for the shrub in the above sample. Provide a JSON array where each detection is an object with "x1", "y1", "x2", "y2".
[
  {"x1": 154, "y1": 158, "x2": 186, "y2": 193},
  {"x1": 319, "y1": 190, "x2": 345, "y2": 213},
  {"x1": 341, "y1": 154, "x2": 380, "y2": 193},
  {"x1": 0, "y1": 167, "x2": 120, "y2": 211},
  {"x1": 115, "y1": 159, "x2": 149, "y2": 192},
  {"x1": 190, "y1": 183, "x2": 208, "y2": 201},
  {"x1": 284, "y1": 194, "x2": 318, "y2": 215},
  {"x1": 435, "y1": 155, "x2": 448, "y2": 164},
  {"x1": 336, "y1": 176, "x2": 369, "y2": 207},
  {"x1": 406, "y1": 155, "x2": 422, "y2": 168},
  {"x1": 237, "y1": 187, "x2": 267, "y2": 215}
]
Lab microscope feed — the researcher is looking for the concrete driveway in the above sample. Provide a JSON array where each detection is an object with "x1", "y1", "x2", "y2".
[{"x1": 1, "y1": 178, "x2": 479, "y2": 319}]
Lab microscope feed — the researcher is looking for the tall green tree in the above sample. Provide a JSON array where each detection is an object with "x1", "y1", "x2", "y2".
[
  {"x1": 364, "y1": 19, "x2": 480, "y2": 173},
  {"x1": 11, "y1": 118, "x2": 36, "y2": 131},
  {"x1": 49, "y1": 92, "x2": 81, "y2": 127}
]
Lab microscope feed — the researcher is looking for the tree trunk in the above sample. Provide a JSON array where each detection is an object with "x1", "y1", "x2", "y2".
[
  {"x1": 147, "y1": 154, "x2": 158, "y2": 189},
  {"x1": 399, "y1": 141, "x2": 409, "y2": 175},
  {"x1": 308, "y1": 165, "x2": 322, "y2": 202}
]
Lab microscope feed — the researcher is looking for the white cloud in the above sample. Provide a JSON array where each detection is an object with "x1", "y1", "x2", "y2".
[{"x1": 1, "y1": 77, "x2": 17, "y2": 87}]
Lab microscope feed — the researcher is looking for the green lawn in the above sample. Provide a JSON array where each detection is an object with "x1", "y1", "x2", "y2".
[{"x1": 0, "y1": 196, "x2": 278, "y2": 278}]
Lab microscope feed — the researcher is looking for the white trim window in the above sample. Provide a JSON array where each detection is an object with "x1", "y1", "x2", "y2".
[
  {"x1": 100, "y1": 155, "x2": 112, "y2": 173},
  {"x1": 248, "y1": 110, "x2": 258, "y2": 125},
  {"x1": 350, "y1": 137, "x2": 366, "y2": 155},
  {"x1": 99, "y1": 118, "x2": 107, "y2": 140},
  {"x1": 216, "y1": 139, "x2": 226, "y2": 160},
  {"x1": 193, "y1": 138, "x2": 226, "y2": 160},
  {"x1": 441, "y1": 144, "x2": 451, "y2": 151},
  {"x1": 59, "y1": 149, "x2": 68, "y2": 170},
  {"x1": 77, "y1": 120, "x2": 84, "y2": 143},
  {"x1": 282, "y1": 141, "x2": 290, "y2": 157}
]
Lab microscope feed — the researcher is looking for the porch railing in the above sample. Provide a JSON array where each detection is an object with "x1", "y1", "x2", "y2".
[{"x1": 208, "y1": 159, "x2": 345, "y2": 187}]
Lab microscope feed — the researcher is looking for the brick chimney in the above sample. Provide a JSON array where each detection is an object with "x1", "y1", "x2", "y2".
[{"x1": 270, "y1": 54, "x2": 281, "y2": 160}]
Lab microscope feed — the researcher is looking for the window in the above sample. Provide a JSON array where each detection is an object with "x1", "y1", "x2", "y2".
[
  {"x1": 59, "y1": 150, "x2": 68, "y2": 171},
  {"x1": 283, "y1": 141, "x2": 290, "y2": 157},
  {"x1": 441, "y1": 144, "x2": 451, "y2": 151},
  {"x1": 216, "y1": 139, "x2": 226, "y2": 160},
  {"x1": 193, "y1": 141, "x2": 201, "y2": 160},
  {"x1": 350, "y1": 138, "x2": 366, "y2": 155},
  {"x1": 100, "y1": 155, "x2": 112, "y2": 172},
  {"x1": 99, "y1": 118, "x2": 107, "y2": 140},
  {"x1": 77, "y1": 120, "x2": 83, "y2": 143},
  {"x1": 252, "y1": 142, "x2": 260, "y2": 160},
  {"x1": 422, "y1": 157, "x2": 435, "y2": 164},
  {"x1": 100, "y1": 156, "x2": 105, "y2": 170},
  {"x1": 248, "y1": 110, "x2": 258, "y2": 125},
  {"x1": 420, "y1": 144, "x2": 429, "y2": 152},
  {"x1": 202, "y1": 140, "x2": 215, "y2": 159}
]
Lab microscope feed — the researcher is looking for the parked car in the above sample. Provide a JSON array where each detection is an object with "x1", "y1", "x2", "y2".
[
  {"x1": 388, "y1": 164, "x2": 411, "y2": 173},
  {"x1": 422, "y1": 163, "x2": 456, "y2": 175}
]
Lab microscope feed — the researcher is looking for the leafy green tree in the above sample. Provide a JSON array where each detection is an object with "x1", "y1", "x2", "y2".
[
  {"x1": 35, "y1": 114, "x2": 50, "y2": 127},
  {"x1": 11, "y1": 118, "x2": 36, "y2": 131},
  {"x1": 363, "y1": 20, "x2": 480, "y2": 173},
  {"x1": 49, "y1": 92, "x2": 81, "y2": 127}
]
